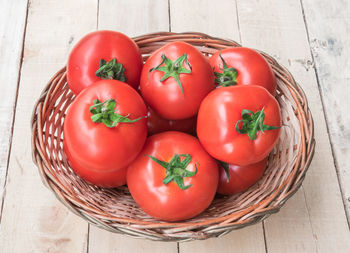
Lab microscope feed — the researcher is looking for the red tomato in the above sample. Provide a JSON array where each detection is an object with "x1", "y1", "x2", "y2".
[
  {"x1": 66, "y1": 153, "x2": 127, "y2": 188},
  {"x1": 67, "y1": 30, "x2": 142, "y2": 95},
  {"x1": 140, "y1": 41, "x2": 214, "y2": 120},
  {"x1": 127, "y1": 131, "x2": 218, "y2": 221},
  {"x1": 64, "y1": 80, "x2": 147, "y2": 187},
  {"x1": 147, "y1": 107, "x2": 196, "y2": 135},
  {"x1": 197, "y1": 85, "x2": 281, "y2": 166},
  {"x1": 209, "y1": 47, "x2": 276, "y2": 95},
  {"x1": 217, "y1": 158, "x2": 268, "y2": 195}
]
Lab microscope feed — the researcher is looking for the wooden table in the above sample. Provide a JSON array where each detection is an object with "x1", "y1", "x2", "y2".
[{"x1": 1, "y1": 0, "x2": 349, "y2": 252}]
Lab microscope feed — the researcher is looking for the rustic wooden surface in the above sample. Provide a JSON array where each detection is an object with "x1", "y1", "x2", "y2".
[{"x1": 0, "y1": 0, "x2": 349, "y2": 252}]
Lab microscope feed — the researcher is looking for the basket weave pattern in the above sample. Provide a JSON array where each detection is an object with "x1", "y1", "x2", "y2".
[{"x1": 31, "y1": 32, "x2": 315, "y2": 241}]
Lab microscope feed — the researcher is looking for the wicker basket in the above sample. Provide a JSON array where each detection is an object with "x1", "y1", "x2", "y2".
[{"x1": 31, "y1": 32, "x2": 315, "y2": 242}]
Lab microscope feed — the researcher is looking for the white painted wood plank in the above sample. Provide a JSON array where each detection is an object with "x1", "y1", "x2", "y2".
[
  {"x1": 302, "y1": 0, "x2": 350, "y2": 223},
  {"x1": 0, "y1": 0, "x2": 28, "y2": 216},
  {"x1": 170, "y1": 1, "x2": 266, "y2": 252},
  {"x1": 0, "y1": 0, "x2": 97, "y2": 252},
  {"x1": 98, "y1": 0, "x2": 169, "y2": 36},
  {"x1": 89, "y1": 227, "x2": 178, "y2": 253},
  {"x1": 89, "y1": 1, "x2": 177, "y2": 252},
  {"x1": 180, "y1": 224, "x2": 265, "y2": 253},
  {"x1": 236, "y1": 0, "x2": 350, "y2": 252},
  {"x1": 170, "y1": 0, "x2": 240, "y2": 39},
  {"x1": 262, "y1": 190, "x2": 316, "y2": 252}
]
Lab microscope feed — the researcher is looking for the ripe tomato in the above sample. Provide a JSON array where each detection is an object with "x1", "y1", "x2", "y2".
[
  {"x1": 67, "y1": 30, "x2": 142, "y2": 95},
  {"x1": 197, "y1": 85, "x2": 281, "y2": 166},
  {"x1": 147, "y1": 107, "x2": 196, "y2": 135},
  {"x1": 209, "y1": 47, "x2": 276, "y2": 95},
  {"x1": 140, "y1": 41, "x2": 214, "y2": 120},
  {"x1": 127, "y1": 131, "x2": 218, "y2": 221},
  {"x1": 217, "y1": 158, "x2": 268, "y2": 195},
  {"x1": 67, "y1": 155, "x2": 127, "y2": 188},
  {"x1": 64, "y1": 80, "x2": 147, "y2": 187}
]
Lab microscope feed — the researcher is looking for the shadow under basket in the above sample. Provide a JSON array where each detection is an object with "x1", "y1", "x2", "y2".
[{"x1": 31, "y1": 32, "x2": 315, "y2": 242}]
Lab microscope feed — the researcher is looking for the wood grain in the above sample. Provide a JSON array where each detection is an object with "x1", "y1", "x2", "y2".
[
  {"x1": 169, "y1": 0, "x2": 266, "y2": 251},
  {"x1": 236, "y1": 0, "x2": 350, "y2": 252},
  {"x1": 170, "y1": 0, "x2": 240, "y2": 38},
  {"x1": 302, "y1": 0, "x2": 350, "y2": 224},
  {"x1": 0, "y1": 0, "x2": 97, "y2": 251},
  {"x1": 0, "y1": 0, "x2": 28, "y2": 217},
  {"x1": 263, "y1": 190, "x2": 316, "y2": 252},
  {"x1": 88, "y1": 0, "x2": 177, "y2": 251},
  {"x1": 89, "y1": 227, "x2": 178, "y2": 253},
  {"x1": 180, "y1": 224, "x2": 265, "y2": 253},
  {"x1": 98, "y1": 0, "x2": 169, "y2": 36}
]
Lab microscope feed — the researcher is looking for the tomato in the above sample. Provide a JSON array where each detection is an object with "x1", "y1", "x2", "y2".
[
  {"x1": 127, "y1": 131, "x2": 218, "y2": 221},
  {"x1": 209, "y1": 47, "x2": 276, "y2": 95},
  {"x1": 64, "y1": 80, "x2": 147, "y2": 187},
  {"x1": 217, "y1": 158, "x2": 268, "y2": 195},
  {"x1": 66, "y1": 154, "x2": 127, "y2": 188},
  {"x1": 140, "y1": 41, "x2": 214, "y2": 120},
  {"x1": 147, "y1": 107, "x2": 196, "y2": 135},
  {"x1": 67, "y1": 30, "x2": 142, "y2": 95},
  {"x1": 197, "y1": 85, "x2": 281, "y2": 166}
]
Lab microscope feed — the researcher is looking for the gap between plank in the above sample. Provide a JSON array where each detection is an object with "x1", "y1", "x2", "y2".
[
  {"x1": 262, "y1": 221, "x2": 269, "y2": 253},
  {"x1": 96, "y1": 0, "x2": 100, "y2": 30},
  {"x1": 234, "y1": 0, "x2": 242, "y2": 43},
  {"x1": 86, "y1": 224, "x2": 90, "y2": 253},
  {"x1": 299, "y1": 0, "x2": 350, "y2": 229},
  {"x1": 168, "y1": 0, "x2": 172, "y2": 32},
  {"x1": 301, "y1": 185, "x2": 318, "y2": 251},
  {"x1": 0, "y1": 0, "x2": 30, "y2": 224}
]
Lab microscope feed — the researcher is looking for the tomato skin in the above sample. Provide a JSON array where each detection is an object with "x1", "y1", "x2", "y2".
[
  {"x1": 67, "y1": 30, "x2": 142, "y2": 95},
  {"x1": 209, "y1": 47, "x2": 277, "y2": 95},
  {"x1": 64, "y1": 80, "x2": 147, "y2": 187},
  {"x1": 64, "y1": 147, "x2": 127, "y2": 187},
  {"x1": 127, "y1": 131, "x2": 218, "y2": 221},
  {"x1": 147, "y1": 107, "x2": 196, "y2": 135},
  {"x1": 140, "y1": 41, "x2": 215, "y2": 120},
  {"x1": 217, "y1": 158, "x2": 268, "y2": 195},
  {"x1": 197, "y1": 85, "x2": 281, "y2": 166}
]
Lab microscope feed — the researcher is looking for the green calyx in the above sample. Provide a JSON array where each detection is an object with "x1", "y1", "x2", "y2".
[
  {"x1": 95, "y1": 58, "x2": 127, "y2": 82},
  {"x1": 235, "y1": 108, "x2": 280, "y2": 140},
  {"x1": 89, "y1": 99, "x2": 144, "y2": 128},
  {"x1": 150, "y1": 54, "x2": 192, "y2": 97},
  {"x1": 148, "y1": 154, "x2": 198, "y2": 190},
  {"x1": 214, "y1": 54, "x2": 238, "y2": 87},
  {"x1": 219, "y1": 161, "x2": 230, "y2": 182}
]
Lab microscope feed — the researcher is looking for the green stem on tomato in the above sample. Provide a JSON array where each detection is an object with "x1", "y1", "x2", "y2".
[
  {"x1": 95, "y1": 58, "x2": 127, "y2": 82},
  {"x1": 235, "y1": 107, "x2": 280, "y2": 140},
  {"x1": 89, "y1": 99, "x2": 144, "y2": 128},
  {"x1": 148, "y1": 154, "x2": 198, "y2": 190},
  {"x1": 150, "y1": 54, "x2": 192, "y2": 97},
  {"x1": 214, "y1": 54, "x2": 238, "y2": 87}
]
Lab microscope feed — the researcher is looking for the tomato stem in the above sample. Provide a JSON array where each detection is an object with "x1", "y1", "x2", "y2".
[
  {"x1": 95, "y1": 58, "x2": 127, "y2": 82},
  {"x1": 150, "y1": 54, "x2": 192, "y2": 97},
  {"x1": 147, "y1": 154, "x2": 198, "y2": 190},
  {"x1": 235, "y1": 108, "x2": 280, "y2": 140},
  {"x1": 89, "y1": 99, "x2": 144, "y2": 128},
  {"x1": 214, "y1": 54, "x2": 238, "y2": 87}
]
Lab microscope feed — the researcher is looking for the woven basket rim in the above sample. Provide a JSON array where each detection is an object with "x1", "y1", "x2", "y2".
[{"x1": 31, "y1": 32, "x2": 315, "y2": 241}]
